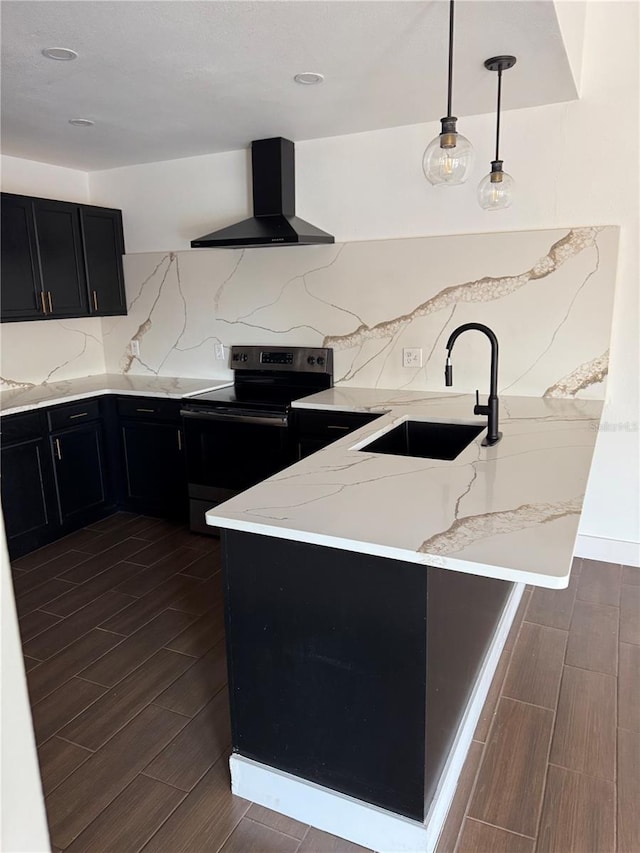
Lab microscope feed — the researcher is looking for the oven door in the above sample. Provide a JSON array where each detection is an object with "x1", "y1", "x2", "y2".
[{"x1": 181, "y1": 407, "x2": 291, "y2": 503}]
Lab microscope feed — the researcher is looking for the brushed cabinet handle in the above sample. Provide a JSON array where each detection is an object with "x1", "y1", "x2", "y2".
[
  {"x1": 92, "y1": 290, "x2": 98, "y2": 311},
  {"x1": 54, "y1": 438, "x2": 62, "y2": 460},
  {"x1": 327, "y1": 425, "x2": 351, "y2": 431},
  {"x1": 136, "y1": 407, "x2": 155, "y2": 413},
  {"x1": 177, "y1": 430, "x2": 182, "y2": 451},
  {"x1": 40, "y1": 291, "x2": 48, "y2": 314},
  {"x1": 69, "y1": 412, "x2": 88, "y2": 419},
  {"x1": 47, "y1": 291, "x2": 53, "y2": 313}
]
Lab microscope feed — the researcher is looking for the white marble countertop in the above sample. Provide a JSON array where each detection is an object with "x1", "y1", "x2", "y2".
[
  {"x1": 0, "y1": 374, "x2": 231, "y2": 415},
  {"x1": 207, "y1": 388, "x2": 603, "y2": 589}
]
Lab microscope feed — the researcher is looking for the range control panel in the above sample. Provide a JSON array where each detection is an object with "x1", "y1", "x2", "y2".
[{"x1": 230, "y1": 345, "x2": 333, "y2": 375}]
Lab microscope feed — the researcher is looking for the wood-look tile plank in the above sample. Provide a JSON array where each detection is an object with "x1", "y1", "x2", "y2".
[
  {"x1": 23, "y1": 654, "x2": 41, "y2": 672},
  {"x1": 15, "y1": 577, "x2": 76, "y2": 618},
  {"x1": 144, "y1": 687, "x2": 231, "y2": 791},
  {"x1": 468, "y1": 697, "x2": 553, "y2": 837},
  {"x1": 64, "y1": 773, "x2": 186, "y2": 853},
  {"x1": 502, "y1": 622, "x2": 567, "y2": 709},
  {"x1": 104, "y1": 574, "x2": 206, "y2": 635},
  {"x1": 86, "y1": 511, "x2": 136, "y2": 533},
  {"x1": 125, "y1": 530, "x2": 202, "y2": 567},
  {"x1": 435, "y1": 740, "x2": 483, "y2": 853},
  {"x1": 165, "y1": 605, "x2": 225, "y2": 658},
  {"x1": 18, "y1": 609, "x2": 62, "y2": 644},
  {"x1": 504, "y1": 589, "x2": 531, "y2": 652},
  {"x1": 565, "y1": 599, "x2": 618, "y2": 675},
  {"x1": 11, "y1": 529, "x2": 100, "y2": 571},
  {"x1": 37, "y1": 737, "x2": 93, "y2": 797},
  {"x1": 46, "y1": 704, "x2": 188, "y2": 849},
  {"x1": 59, "y1": 538, "x2": 148, "y2": 584},
  {"x1": 577, "y1": 559, "x2": 621, "y2": 606},
  {"x1": 23, "y1": 590, "x2": 135, "y2": 660},
  {"x1": 618, "y1": 642, "x2": 640, "y2": 732},
  {"x1": 620, "y1": 584, "x2": 640, "y2": 645},
  {"x1": 297, "y1": 827, "x2": 372, "y2": 852},
  {"x1": 525, "y1": 571, "x2": 578, "y2": 631},
  {"x1": 31, "y1": 676, "x2": 107, "y2": 744},
  {"x1": 537, "y1": 765, "x2": 615, "y2": 853},
  {"x1": 116, "y1": 546, "x2": 202, "y2": 596},
  {"x1": 245, "y1": 803, "x2": 308, "y2": 842},
  {"x1": 60, "y1": 649, "x2": 195, "y2": 750},
  {"x1": 455, "y1": 819, "x2": 534, "y2": 853},
  {"x1": 43, "y1": 560, "x2": 147, "y2": 618},
  {"x1": 550, "y1": 665, "x2": 616, "y2": 780},
  {"x1": 141, "y1": 752, "x2": 250, "y2": 853},
  {"x1": 219, "y1": 817, "x2": 300, "y2": 853},
  {"x1": 621, "y1": 565, "x2": 640, "y2": 586},
  {"x1": 474, "y1": 649, "x2": 510, "y2": 743},
  {"x1": 152, "y1": 639, "x2": 227, "y2": 717},
  {"x1": 79, "y1": 609, "x2": 197, "y2": 687},
  {"x1": 26, "y1": 628, "x2": 125, "y2": 704},
  {"x1": 179, "y1": 550, "x2": 220, "y2": 580},
  {"x1": 618, "y1": 728, "x2": 640, "y2": 853},
  {"x1": 12, "y1": 551, "x2": 88, "y2": 596}
]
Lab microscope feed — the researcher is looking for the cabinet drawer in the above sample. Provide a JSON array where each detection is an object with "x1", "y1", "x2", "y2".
[
  {"x1": 48, "y1": 399, "x2": 101, "y2": 431},
  {"x1": 117, "y1": 396, "x2": 181, "y2": 422},
  {"x1": 1, "y1": 410, "x2": 45, "y2": 444},
  {"x1": 295, "y1": 409, "x2": 382, "y2": 438}
]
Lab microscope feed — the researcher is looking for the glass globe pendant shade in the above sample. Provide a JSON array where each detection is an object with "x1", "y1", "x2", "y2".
[
  {"x1": 478, "y1": 161, "x2": 515, "y2": 210},
  {"x1": 423, "y1": 122, "x2": 474, "y2": 186}
]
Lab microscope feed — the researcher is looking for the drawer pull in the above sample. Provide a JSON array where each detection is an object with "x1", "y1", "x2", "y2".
[
  {"x1": 327, "y1": 425, "x2": 351, "y2": 431},
  {"x1": 92, "y1": 290, "x2": 99, "y2": 311},
  {"x1": 136, "y1": 407, "x2": 156, "y2": 413},
  {"x1": 177, "y1": 429, "x2": 182, "y2": 451},
  {"x1": 54, "y1": 438, "x2": 62, "y2": 460},
  {"x1": 40, "y1": 291, "x2": 48, "y2": 315},
  {"x1": 47, "y1": 291, "x2": 53, "y2": 313},
  {"x1": 69, "y1": 412, "x2": 89, "y2": 419}
]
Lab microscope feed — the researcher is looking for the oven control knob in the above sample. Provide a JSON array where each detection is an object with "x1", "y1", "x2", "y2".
[
  {"x1": 307, "y1": 356, "x2": 316, "y2": 366},
  {"x1": 241, "y1": 354, "x2": 248, "y2": 362},
  {"x1": 317, "y1": 356, "x2": 325, "y2": 366}
]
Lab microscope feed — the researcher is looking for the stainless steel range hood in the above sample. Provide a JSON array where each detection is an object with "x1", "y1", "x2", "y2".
[{"x1": 191, "y1": 137, "x2": 334, "y2": 249}]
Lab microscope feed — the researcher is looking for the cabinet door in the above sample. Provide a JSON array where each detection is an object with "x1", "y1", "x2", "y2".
[
  {"x1": 121, "y1": 420, "x2": 186, "y2": 518},
  {"x1": 0, "y1": 195, "x2": 46, "y2": 322},
  {"x1": 51, "y1": 422, "x2": 107, "y2": 525},
  {"x1": 1, "y1": 437, "x2": 57, "y2": 558},
  {"x1": 33, "y1": 199, "x2": 88, "y2": 317},
  {"x1": 80, "y1": 206, "x2": 127, "y2": 315}
]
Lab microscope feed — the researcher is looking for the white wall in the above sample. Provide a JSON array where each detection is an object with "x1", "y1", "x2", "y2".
[
  {"x1": 89, "y1": 1, "x2": 639, "y2": 559},
  {"x1": 1, "y1": 154, "x2": 89, "y2": 202}
]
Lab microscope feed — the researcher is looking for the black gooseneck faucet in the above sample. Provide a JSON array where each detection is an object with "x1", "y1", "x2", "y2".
[{"x1": 445, "y1": 322, "x2": 502, "y2": 446}]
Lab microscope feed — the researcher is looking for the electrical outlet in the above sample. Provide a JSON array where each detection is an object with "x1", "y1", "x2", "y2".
[
  {"x1": 402, "y1": 347, "x2": 423, "y2": 368},
  {"x1": 214, "y1": 343, "x2": 225, "y2": 360},
  {"x1": 129, "y1": 340, "x2": 140, "y2": 357}
]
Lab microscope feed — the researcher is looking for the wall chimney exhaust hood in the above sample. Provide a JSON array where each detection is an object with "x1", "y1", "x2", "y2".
[{"x1": 191, "y1": 137, "x2": 334, "y2": 248}]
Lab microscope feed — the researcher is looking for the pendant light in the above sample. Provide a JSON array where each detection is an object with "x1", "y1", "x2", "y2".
[
  {"x1": 478, "y1": 55, "x2": 517, "y2": 210},
  {"x1": 422, "y1": 0, "x2": 474, "y2": 186}
]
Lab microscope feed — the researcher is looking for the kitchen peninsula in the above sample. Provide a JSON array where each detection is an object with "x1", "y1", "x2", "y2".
[{"x1": 206, "y1": 387, "x2": 603, "y2": 853}]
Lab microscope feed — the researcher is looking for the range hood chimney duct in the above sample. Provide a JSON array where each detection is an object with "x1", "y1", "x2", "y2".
[{"x1": 191, "y1": 137, "x2": 334, "y2": 249}]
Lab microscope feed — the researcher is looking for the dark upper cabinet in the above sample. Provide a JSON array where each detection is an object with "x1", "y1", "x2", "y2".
[
  {"x1": 80, "y1": 206, "x2": 126, "y2": 315},
  {"x1": 0, "y1": 192, "x2": 127, "y2": 323},
  {"x1": 0, "y1": 195, "x2": 46, "y2": 321},
  {"x1": 33, "y1": 198, "x2": 88, "y2": 318}
]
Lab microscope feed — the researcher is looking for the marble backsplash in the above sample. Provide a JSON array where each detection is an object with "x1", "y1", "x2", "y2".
[{"x1": 1, "y1": 226, "x2": 619, "y2": 399}]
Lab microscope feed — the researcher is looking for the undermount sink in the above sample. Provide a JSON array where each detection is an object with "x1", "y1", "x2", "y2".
[{"x1": 359, "y1": 420, "x2": 484, "y2": 461}]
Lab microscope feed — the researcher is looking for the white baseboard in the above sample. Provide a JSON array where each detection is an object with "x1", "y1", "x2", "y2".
[
  {"x1": 230, "y1": 583, "x2": 525, "y2": 853},
  {"x1": 575, "y1": 534, "x2": 640, "y2": 567}
]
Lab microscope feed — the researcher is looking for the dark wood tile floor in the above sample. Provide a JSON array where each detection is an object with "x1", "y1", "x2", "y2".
[{"x1": 10, "y1": 513, "x2": 638, "y2": 852}]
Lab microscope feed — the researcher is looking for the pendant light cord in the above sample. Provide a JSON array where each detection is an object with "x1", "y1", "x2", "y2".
[
  {"x1": 447, "y1": 0, "x2": 454, "y2": 116},
  {"x1": 495, "y1": 67, "x2": 503, "y2": 161}
]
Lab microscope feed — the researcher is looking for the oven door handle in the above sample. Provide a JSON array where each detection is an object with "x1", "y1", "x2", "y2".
[{"x1": 180, "y1": 409, "x2": 288, "y2": 428}]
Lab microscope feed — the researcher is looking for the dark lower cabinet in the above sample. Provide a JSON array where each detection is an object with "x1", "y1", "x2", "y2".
[
  {"x1": 120, "y1": 420, "x2": 186, "y2": 518},
  {"x1": 1, "y1": 412, "x2": 58, "y2": 557},
  {"x1": 294, "y1": 408, "x2": 383, "y2": 459},
  {"x1": 50, "y1": 422, "x2": 108, "y2": 526}
]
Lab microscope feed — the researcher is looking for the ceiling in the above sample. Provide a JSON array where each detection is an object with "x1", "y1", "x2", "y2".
[{"x1": 1, "y1": 1, "x2": 578, "y2": 172}]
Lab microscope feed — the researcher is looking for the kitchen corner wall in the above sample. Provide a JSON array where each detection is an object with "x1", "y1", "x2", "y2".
[{"x1": 101, "y1": 226, "x2": 618, "y2": 403}]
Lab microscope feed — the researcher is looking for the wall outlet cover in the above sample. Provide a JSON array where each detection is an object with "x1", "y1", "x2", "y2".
[
  {"x1": 214, "y1": 343, "x2": 225, "y2": 360},
  {"x1": 403, "y1": 347, "x2": 423, "y2": 368},
  {"x1": 129, "y1": 340, "x2": 140, "y2": 357}
]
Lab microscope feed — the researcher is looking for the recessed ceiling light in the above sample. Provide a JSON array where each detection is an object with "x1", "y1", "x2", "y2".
[
  {"x1": 42, "y1": 47, "x2": 78, "y2": 61},
  {"x1": 69, "y1": 118, "x2": 94, "y2": 127},
  {"x1": 294, "y1": 72, "x2": 324, "y2": 85}
]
